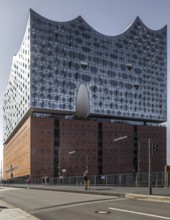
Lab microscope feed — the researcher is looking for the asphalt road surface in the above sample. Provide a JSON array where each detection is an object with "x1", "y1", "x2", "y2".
[{"x1": 0, "y1": 187, "x2": 170, "y2": 220}]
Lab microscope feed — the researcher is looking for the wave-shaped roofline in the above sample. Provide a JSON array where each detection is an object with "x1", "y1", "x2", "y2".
[{"x1": 30, "y1": 9, "x2": 167, "y2": 37}]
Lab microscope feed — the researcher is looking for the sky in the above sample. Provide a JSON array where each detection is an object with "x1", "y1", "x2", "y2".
[{"x1": 0, "y1": 0, "x2": 170, "y2": 164}]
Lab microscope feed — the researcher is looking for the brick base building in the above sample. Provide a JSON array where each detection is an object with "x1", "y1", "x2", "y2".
[{"x1": 3, "y1": 115, "x2": 166, "y2": 180}]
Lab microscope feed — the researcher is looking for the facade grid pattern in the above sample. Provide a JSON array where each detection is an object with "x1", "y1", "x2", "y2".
[{"x1": 3, "y1": 9, "x2": 167, "y2": 143}]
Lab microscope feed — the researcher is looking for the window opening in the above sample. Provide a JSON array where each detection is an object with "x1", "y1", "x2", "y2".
[
  {"x1": 80, "y1": 61, "x2": 88, "y2": 70},
  {"x1": 127, "y1": 63, "x2": 133, "y2": 71},
  {"x1": 134, "y1": 83, "x2": 139, "y2": 90}
]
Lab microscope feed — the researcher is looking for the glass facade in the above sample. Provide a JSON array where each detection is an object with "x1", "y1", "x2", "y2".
[
  {"x1": 3, "y1": 9, "x2": 167, "y2": 143},
  {"x1": 3, "y1": 16, "x2": 31, "y2": 142}
]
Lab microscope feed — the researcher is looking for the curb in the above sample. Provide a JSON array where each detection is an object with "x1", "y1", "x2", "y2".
[
  {"x1": 22, "y1": 186, "x2": 125, "y2": 198},
  {"x1": 2, "y1": 185, "x2": 170, "y2": 202},
  {"x1": 0, "y1": 199, "x2": 39, "y2": 220},
  {"x1": 2, "y1": 185, "x2": 125, "y2": 198},
  {"x1": 125, "y1": 193, "x2": 170, "y2": 202}
]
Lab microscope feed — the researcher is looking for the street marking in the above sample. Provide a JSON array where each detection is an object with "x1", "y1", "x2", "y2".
[
  {"x1": 108, "y1": 207, "x2": 170, "y2": 219},
  {"x1": 31, "y1": 198, "x2": 120, "y2": 214},
  {"x1": 0, "y1": 187, "x2": 21, "y2": 192}
]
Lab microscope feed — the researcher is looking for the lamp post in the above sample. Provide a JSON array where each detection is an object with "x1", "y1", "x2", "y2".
[
  {"x1": 0, "y1": 161, "x2": 2, "y2": 183},
  {"x1": 5, "y1": 165, "x2": 18, "y2": 181},
  {"x1": 148, "y1": 138, "x2": 152, "y2": 195},
  {"x1": 137, "y1": 140, "x2": 140, "y2": 186},
  {"x1": 10, "y1": 165, "x2": 13, "y2": 178},
  {"x1": 113, "y1": 135, "x2": 153, "y2": 195},
  {"x1": 55, "y1": 147, "x2": 62, "y2": 184},
  {"x1": 113, "y1": 136, "x2": 128, "y2": 142},
  {"x1": 68, "y1": 150, "x2": 89, "y2": 173}
]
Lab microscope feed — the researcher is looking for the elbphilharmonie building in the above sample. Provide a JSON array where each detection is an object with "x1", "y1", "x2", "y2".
[{"x1": 3, "y1": 9, "x2": 167, "y2": 179}]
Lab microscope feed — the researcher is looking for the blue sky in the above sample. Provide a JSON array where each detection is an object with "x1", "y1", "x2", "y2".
[{"x1": 0, "y1": 0, "x2": 170, "y2": 163}]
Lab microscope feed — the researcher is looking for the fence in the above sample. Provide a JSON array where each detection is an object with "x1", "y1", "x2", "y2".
[{"x1": 5, "y1": 171, "x2": 170, "y2": 187}]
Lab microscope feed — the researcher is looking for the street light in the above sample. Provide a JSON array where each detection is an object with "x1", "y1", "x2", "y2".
[
  {"x1": 148, "y1": 138, "x2": 152, "y2": 195},
  {"x1": 0, "y1": 161, "x2": 2, "y2": 183},
  {"x1": 114, "y1": 135, "x2": 153, "y2": 195},
  {"x1": 68, "y1": 150, "x2": 89, "y2": 173},
  {"x1": 113, "y1": 136, "x2": 128, "y2": 142},
  {"x1": 55, "y1": 147, "x2": 61, "y2": 179},
  {"x1": 5, "y1": 165, "x2": 18, "y2": 180},
  {"x1": 68, "y1": 151, "x2": 76, "y2": 155}
]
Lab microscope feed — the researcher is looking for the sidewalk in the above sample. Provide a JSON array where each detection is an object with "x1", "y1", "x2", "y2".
[
  {"x1": 0, "y1": 184, "x2": 170, "y2": 219},
  {"x1": 2, "y1": 184, "x2": 170, "y2": 201},
  {"x1": 0, "y1": 199, "x2": 39, "y2": 220}
]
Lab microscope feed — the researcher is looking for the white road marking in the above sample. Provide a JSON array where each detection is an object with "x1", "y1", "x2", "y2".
[
  {"x1": 0, "y1": 187, "x2": 21, "y2": 191},
  {"x1": 109, "y1": 207, "x2": 170, "y2": 219}
]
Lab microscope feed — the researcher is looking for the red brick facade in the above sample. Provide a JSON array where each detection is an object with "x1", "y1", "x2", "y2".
[
  {"x1": 3, "y1": 118, "x2": 31, "y2": 179},
  {"x1": 137, "y1": 125, "x2": 166, "y2": 173},
  {"x1": 30, "y1": 117, "x2": 54, "y2": 178},
  {"x1": 102, "y1": 122, "x2": 134, "y2": 174},
  {"x1": 59, "y1": 119, "x2": 98, "y2": 176},
  {"x1": 3, "y1": 116, "x2": 167, "y2": 180}
]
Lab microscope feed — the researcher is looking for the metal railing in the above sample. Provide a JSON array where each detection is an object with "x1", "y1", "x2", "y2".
[{"x1": 4, "y1": 171, "x2": 170, "y2": 188}]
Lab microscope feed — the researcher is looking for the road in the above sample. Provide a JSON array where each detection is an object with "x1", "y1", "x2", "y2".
[{"x1": 0, "y1": 187, "x2": 170, "y2": 220}]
